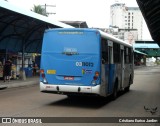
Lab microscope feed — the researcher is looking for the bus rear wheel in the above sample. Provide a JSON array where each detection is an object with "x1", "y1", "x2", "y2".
[
  {"x1": 125, "y1": 77, "x2": 131, "y2": 92},
  {"x1": 111, "y1": 84, "x2": 118, "y2": 100},
  {"x1": 125, "y1": 85, "x2": 130, "y2": 92}
]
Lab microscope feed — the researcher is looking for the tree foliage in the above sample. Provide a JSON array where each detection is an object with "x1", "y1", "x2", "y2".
[{"x1": 31, "y1": 5, "x2": 48, "y2": 16}]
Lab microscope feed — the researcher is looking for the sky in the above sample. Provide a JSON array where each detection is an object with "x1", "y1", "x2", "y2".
[{"x1": 5, "y1": 0, "x2": 152, "y2": 40}]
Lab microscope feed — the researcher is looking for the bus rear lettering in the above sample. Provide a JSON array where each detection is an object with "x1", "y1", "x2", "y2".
[{"x1": 76, "y1": 62, "x2": 82, "y2": 66}]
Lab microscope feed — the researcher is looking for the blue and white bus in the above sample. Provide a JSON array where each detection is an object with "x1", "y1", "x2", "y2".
[{"x1": 40, "y1": 28, "x2": 134, "y2": 99}]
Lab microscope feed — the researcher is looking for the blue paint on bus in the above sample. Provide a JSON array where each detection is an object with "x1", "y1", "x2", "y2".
[
  {"x1": 108, "y1": 64, "x2": 116, "y2": 94},
  {"x1": 40, "y1": 29, "x2": 101, "y2": 86},
  {"x1": 40, "y1": 28, "x2": 134, "y2": 98}
]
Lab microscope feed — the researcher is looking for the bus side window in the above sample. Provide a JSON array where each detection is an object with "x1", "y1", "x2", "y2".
[
  {"x1": 128, "y1": 48, "x2": 132, "y2": 63},
  {"x1": 113, "y1": 43, "x2": 120, "y2": 63},
  {"x1": 101, "y1": 39, "x2": 108, "y2": 64},
  {"x1": 124, "y1": 47, "x2": 129, "y2": 64}
]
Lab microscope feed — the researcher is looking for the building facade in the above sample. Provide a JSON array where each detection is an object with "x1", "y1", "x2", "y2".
[{"x1": 110, "y1": 3, "x2": 143, "y2": 40}]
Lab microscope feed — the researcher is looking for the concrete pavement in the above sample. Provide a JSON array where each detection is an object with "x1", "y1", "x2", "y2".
[
  {"x1": 0, "y1": 65, "x2": 159, "y2": 125},
  {"x1": 0, "y1": 76, "x2": 39, "y2": 90}
]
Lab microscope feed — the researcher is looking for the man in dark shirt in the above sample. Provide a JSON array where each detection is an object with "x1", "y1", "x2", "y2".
[{"x1": 3, "y1": 59, "x2": 12, "y2": 82}]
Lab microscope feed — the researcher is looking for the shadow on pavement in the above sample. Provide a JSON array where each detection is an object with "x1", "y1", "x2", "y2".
[{"x1": 46, "y1": 96, "x2": 113, "y2": 109}]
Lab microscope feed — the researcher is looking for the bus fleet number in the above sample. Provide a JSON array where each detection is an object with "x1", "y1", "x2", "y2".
[{"x1": 76, "y1": 62, "x2": 94, "y2": 67}]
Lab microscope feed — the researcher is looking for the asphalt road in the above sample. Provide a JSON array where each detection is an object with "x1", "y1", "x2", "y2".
[{"x1": 0, "y1": 66, "x2": 160, "y2": 126}]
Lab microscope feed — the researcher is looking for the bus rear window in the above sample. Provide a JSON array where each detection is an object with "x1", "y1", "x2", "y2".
[{"x1": 42, "y1": 31, "x2": 100, "y2": 54}]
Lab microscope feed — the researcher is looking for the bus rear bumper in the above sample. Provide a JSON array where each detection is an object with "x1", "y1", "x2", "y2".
[{"x1": 40, "y1": 82, "x2": 101, "y2": 95}]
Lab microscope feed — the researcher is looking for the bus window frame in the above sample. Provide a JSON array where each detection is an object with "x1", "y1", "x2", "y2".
[
  {"x1": 108, "y1": 40, "x2": 113, "y2": 64},
  {"x1": 113, "y1": 42, "x2": 121, "y2": 64},
  {"x1": 101, "y1": 38, "x2": 108, "y2": 64}
]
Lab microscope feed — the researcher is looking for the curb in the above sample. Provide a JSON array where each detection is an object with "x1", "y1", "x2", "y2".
[
  {"x1": 0, "y1": 78, "x2": 39, "y2": 89},
  {"x1": 0, "y1": 85, "x2": 7, "y2": 90}
]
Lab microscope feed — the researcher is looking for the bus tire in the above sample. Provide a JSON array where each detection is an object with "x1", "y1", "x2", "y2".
[
  {"x1": 111, "y1": 83, "x2": 118, "y2": 100},
  {"x1": 125, "y1": 85, "x2": 130, "y2": 92},
  {"x1": 125, "y1": 76, "x2": 131, "y2": 92}
]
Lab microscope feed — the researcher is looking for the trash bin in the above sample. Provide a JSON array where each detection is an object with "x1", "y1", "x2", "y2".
[
  {"x1": 27, "y1": 67, "x2": 32, "y2": 77},
  {"x1": 22, "y1": 67, "x2": 32, "y2": 77}
]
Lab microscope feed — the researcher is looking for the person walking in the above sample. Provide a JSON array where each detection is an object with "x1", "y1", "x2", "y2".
[{"x1": 3, "y1": 59, "x2": 12, "y2": 82}]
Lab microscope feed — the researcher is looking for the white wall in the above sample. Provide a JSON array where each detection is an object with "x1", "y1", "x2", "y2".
[{"x1": 110, "y1": 3, "x2": 143, "y2": 40}]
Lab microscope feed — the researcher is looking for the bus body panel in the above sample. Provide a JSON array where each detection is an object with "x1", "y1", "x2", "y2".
[
  {"x1": 41, "y1": 54, "x2": 100, "y2": 86},
  {"x1": 40, "y1": 28, "x2": 134, "y2": 97},
  {"x1": 40, "y1": 29, "x2": 101, "y2": 92},
  {"x1": 40, "y1": 82, "x2": 101, "y2": 94},
  {"x1": 108, "y1": 64, "x2": 116, "y2": 94}
]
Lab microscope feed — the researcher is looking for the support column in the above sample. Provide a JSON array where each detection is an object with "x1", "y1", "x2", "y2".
[
  {"x1": 19, "y1": 40, "x2": 26, "y2": 80},
  {"x1": 143, "y1": 55, "x2": 146, "y2": 66}
]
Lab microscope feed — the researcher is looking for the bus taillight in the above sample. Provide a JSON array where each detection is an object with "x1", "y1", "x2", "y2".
[
  {"x1": 93, "y1": 76, "x2": 98, "y2": 80},
  {"x1": 41, "y1": 73, "x2": 45, "y2": 78},
  {"x1": 93, "y1": 71, "x2": 99, "y2": 80},
  {"x1": 40, "y1": 69, "x2": 44, "y2": 74},
  {"x1": 92, "y1": 71, "x2": 99, "y2": 85},
  {"x1": 40, "y1": 69, "x2": 45, "y2": 78},
  {"x1": 40, "y1": 69, "x2": 48, "y2": 83},
  {"x1": 95, "y1": 71, "x2": 99, "y2": 77}
]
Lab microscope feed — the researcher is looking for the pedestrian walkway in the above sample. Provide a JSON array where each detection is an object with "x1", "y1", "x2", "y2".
[{"x1": 0, "y1": 76, "x2": 39, "y2": 90}]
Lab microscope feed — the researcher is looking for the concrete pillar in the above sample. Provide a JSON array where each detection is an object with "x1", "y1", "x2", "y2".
[
  {"x1": 19, "y1": 69, "x2": 26, "y2": 80},
  {"x1": 20, "y1": 39, "x2": 26, "y2": 80}
]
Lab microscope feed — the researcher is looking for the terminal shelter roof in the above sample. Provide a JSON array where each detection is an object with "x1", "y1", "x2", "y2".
[
  {"x1": 136, "y1": 0, "x2": 160, "y2": 46},
  {"x1": 134, "y1": 42, "x2": 160, "y2": 57},
  {"x1": 61, "y1": 21, "x2": 88, "y2": 28},
  {"x1": 134, "y1": 43, "x2": 159, "y2": 49},
  {"x1": 134, "y1": 50, "x2": 147, "y2": 55},
  {"x1": 0, "y1": 1, "x2": 73, "y2": 53}
]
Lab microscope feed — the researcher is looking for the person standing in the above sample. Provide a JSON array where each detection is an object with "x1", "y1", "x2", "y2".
[
  {"x1": 32, "y1": 61, "x2": 36, "y2": 76},
  {"x1": 3, "y1": 59, "x2": 12, "y2": 82}
]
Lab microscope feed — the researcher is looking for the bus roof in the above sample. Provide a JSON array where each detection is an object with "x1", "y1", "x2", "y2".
[{"x1": 45, "y1": 28, "x2": 132, "y2": 48}]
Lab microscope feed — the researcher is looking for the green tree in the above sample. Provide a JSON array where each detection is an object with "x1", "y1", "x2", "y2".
[{"x1": 31, "y1": 5, "x2": 48, "y2": 16}]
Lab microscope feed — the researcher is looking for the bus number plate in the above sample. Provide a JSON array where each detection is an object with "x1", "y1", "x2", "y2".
[{"x1": 64, "y1": 76, "x2": 74, "y2": 80}]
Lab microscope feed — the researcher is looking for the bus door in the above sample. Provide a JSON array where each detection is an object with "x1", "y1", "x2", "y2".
[
  {"x1": 123, "y1": 47, "x2": 130, "y2": 88},
  {"x1": 108, "y1": 41, "x2": 114, "y2": 94},
  {"x1": 120, "y1": 45, "x2": 125, "y2": 89},
  {"x1": 101, "y1": 39, "x2": 108, "y2": 97}
]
